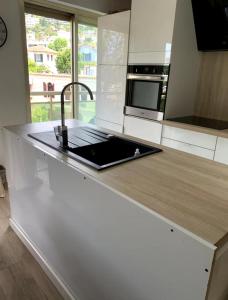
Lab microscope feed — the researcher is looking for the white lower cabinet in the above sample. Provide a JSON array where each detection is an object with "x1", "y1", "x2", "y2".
[
  {"x1": 214, "y1": 137, "x2": 228, "y2": 165},
  {"x1": 124, "y1": 116, "x2": 162, "y2": 144},
  {"x1": 162, "y1": 126, "x2": 217, "y2": 150},
  {"x1": 162, "y1": 138, "x2": 215, "y2": 160},
  {"x1": 161, "y1": 126, "x2": 217, "y2": 160},
  {"x1": 96, "y1": 118, "x2": 123, "y2": 133}
]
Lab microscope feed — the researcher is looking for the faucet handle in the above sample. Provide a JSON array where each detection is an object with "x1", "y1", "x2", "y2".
[
  {"x1": 54, "y1": 125, "x2": 68, "y2": 148},
  {"x1": 54, "y1": 126, "x2": 61, "y2": 141}
]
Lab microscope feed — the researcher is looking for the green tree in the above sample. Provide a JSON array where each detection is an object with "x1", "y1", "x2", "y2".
[
  {"x1": 48, "y1": 38, "x2": 68, "y2": 52},
  {"x1": 28, "y1": 59, "x2": 50, "y2": 73},
  {"x1": 31, "y1": 104, "x2": 49, "y2": 122},
  {"x1": 56, "y1": 48, "x2": 71, "y2": 74}
]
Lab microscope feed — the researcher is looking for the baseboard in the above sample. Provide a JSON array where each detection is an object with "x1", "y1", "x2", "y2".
[{"x1": 10, "y1": 218, "x2": 77, "y2": 300}]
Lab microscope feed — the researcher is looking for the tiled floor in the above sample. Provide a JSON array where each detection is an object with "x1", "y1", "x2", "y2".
[{"x1": 0, "y1": 193, "x2": 63, "y2": 300}]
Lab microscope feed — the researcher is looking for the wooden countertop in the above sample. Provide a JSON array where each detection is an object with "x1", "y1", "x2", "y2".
[
  {"x1": 5, "y1": 120, "x2": 228, "y2": 248},
  {"x1": 162, "y1": 119, "x2": 228, "y2": 138}
]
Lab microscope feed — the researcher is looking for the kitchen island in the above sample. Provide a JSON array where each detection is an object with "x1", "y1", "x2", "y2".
[{"x1": 4, "y1": 120, "x2": 228, "y2": 300}]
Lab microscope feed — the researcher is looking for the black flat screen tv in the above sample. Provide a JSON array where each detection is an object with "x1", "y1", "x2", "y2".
[{"x1": 192, "y1": 0, "x2": 228, "y2": 51}]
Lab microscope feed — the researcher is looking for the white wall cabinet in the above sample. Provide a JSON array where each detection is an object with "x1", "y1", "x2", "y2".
[
  {"x1": 96, "y1": 11, "x2": 130, "y2": 132},
  {"x1": 129, "y1": 0, "x2": 177, "y2": 64},
  {"x1": 124, "y1": 116, "x2": 162, "y2": 144},
  {"x1": 214, "y1": 137, "x2": 228, "y2": 165}
]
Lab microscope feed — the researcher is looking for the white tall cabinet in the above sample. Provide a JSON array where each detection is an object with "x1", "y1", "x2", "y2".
[
  {"x1": 127, "y1": 0, "x2": 201, "y2": 120},
  {"x1": 96, "y1": 11, "x2": 130, "y2": 133},
  {"x1": 128, "y1": 0, "x2": 177, "y2": 64}
]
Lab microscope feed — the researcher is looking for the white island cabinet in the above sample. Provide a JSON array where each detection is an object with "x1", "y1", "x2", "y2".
[
  {"x1": 129, "y1": 0, "x2": 177, "y2": 64},
  {"x1": 96, "y1": 11, "x2": 130, "y2": 133},
  {"x1": 4, "y1": 125, "x2": 217, "y2": 300}
]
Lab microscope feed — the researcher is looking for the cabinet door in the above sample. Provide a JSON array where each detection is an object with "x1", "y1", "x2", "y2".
[
  {"x1": 214, "y1": 137, "x2": 228, "y2": 165},
  {"x1": 97, "y1": 11, "x2": 130, "y2": 65},
  {"x1": 129, "y1": 0, "x2": 177, "y2": 64},
  {"x1": 124, "y1": 116, "x2": 162, "y2": 144},
  {"x1": 162, "y1": 126, "x2": 217, "y2": 150},
  {"x1": 161, "y1": 138, "x2": 214, "y2": 160},
  {"x1": 96, "y1": 118, "x2": 123, "y2": 133},
  {"x1": 96, "y1": 65, "x2": 127, "y2": 126}
]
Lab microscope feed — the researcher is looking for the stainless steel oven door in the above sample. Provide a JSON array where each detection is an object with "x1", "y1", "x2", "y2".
[{"x1": 125, "y1": 74, "x2": 168, "y2": 121}]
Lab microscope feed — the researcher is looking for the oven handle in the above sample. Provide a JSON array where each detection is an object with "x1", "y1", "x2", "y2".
[{"x1": 127, "y1": 73, "x2": 168, "y2": 82}]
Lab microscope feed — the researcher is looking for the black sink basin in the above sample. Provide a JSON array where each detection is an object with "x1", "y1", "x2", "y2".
[
  {"x1": 28, "y1": 126, "x2": 162, "y2": 170},
  {"x1": 66, "y1": 136, "x2": 161, "y2": 169}
]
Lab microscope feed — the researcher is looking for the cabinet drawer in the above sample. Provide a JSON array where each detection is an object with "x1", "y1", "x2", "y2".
[
  {"x1": 124, "y1": 116, "x2": 162, "y2": 144},
  {"x1": 162, "y1": 126, "x2": 217, "y2": 150},
  {"x1": 214, "y1": 137, "x2": 228, "y2": 165},
  {"x1": 161, "y1": 138, "x2": 214, "y2": 160}
]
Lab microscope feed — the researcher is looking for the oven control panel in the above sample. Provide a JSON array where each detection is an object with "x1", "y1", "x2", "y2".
[{"x1": 127, "y1": 65, "x2": 170, "y2": 75}]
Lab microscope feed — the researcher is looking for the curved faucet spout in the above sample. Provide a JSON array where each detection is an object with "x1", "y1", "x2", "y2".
[
  {"x1": 61, "y1": 81, "x2": 94, "y2": 127},
  {"x1": 54, "y1": 81, "x2": 94, "y2": 149}
]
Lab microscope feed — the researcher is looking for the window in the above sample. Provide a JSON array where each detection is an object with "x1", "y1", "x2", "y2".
[
  {"x1": 25, "y1": 5, "x2": 73, "y2": 123},
  {"x1": 77, "y1": 24, "x2": 97, "y2": 124},
  {"x1": 25, "y1": 4, "x2": 98, "y2": 124},
  {"x1": 34, "y1": 53, "x2": 43, "y2": 62}
]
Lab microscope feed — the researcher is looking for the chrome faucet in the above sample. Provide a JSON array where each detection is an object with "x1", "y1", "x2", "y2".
[{"x1": 54, "y1": 82, "x2": 94, "y2": 149}]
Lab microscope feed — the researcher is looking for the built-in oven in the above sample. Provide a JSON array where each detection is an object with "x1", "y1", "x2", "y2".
[{"x1": 124, "y1": 64, "x2": 170, "y2": 121}]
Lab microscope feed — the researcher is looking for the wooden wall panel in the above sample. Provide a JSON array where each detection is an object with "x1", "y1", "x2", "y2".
[{"x1": 195, "y1": 52, "x2": 228, "y2": 121}]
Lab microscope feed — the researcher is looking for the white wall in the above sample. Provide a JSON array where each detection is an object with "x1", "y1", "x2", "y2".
[
  {"x1": 0, "y1": 0, "x2": 28, "y2": 127},
  {"x1": 0, "y1": 129, "x2": 4, "y2": 166},
  {"x1": 165, "y1": 0, "x2": 201, "y2": 119},
  {"x1": 0, "y1": 0, "x2": 29, "y2": 166}
]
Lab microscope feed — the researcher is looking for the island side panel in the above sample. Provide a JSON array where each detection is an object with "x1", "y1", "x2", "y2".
[
  {"x1": 206, "y1": 243, "x2": 228, "y2": 300},
  {"x1": 5, "y1": 130, "x2": 215, "y2": 300}
]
